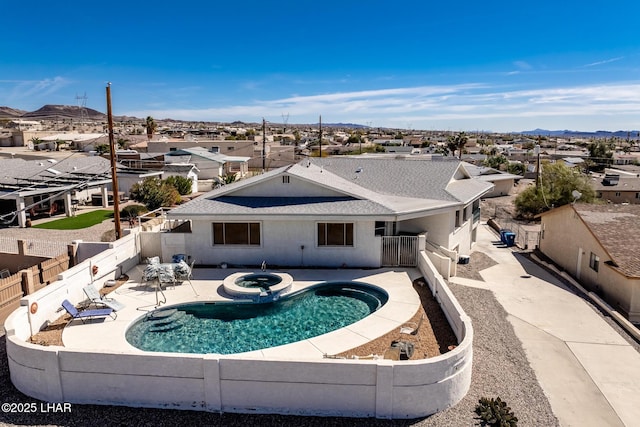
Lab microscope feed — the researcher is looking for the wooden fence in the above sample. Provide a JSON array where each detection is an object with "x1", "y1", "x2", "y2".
[{"x1": 0, "y1": 252, "x2": 72, "y2": 323}]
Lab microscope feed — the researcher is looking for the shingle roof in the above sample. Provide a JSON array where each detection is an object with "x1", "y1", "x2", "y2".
[
  {"x1": 169, "y1": 157, "x2": 492, "y2": 218},
  {"x1": 574, "y1": 204, "x2": 640, "y2": 277},
  {"x1": 175, "y1": 196, "x2": 394, "y2": 216},
  {"x1": 592, "y1": 177, "x2": 640, "y2": 192},
  {"x1": 310, "y1": 157, "x2": 461, "y2": 201}
]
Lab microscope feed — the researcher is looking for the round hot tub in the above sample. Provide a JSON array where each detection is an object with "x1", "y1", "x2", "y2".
[{"x1": 223, "y1": 272, "x2": 293, "y2": 301}]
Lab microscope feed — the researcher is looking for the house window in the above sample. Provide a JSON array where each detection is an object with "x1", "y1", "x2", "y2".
[
  {"x1": 374, "y1": 221, "x2": 396, "y2": 236},
  {"x1": 455, "y1": 210, "x2": 461, "y2": 227},
  {"x1": 636, "y1": 193, "x2": 639, "y2": 199},
  {"x1": 615, "y1": 192, "x2": 621, "y2": 197},
  {"x1": 463, "y1": 205, "x2": 469, "y2": 222},
  {"x1": 318, "y1": 223, "x2": 354, "y2": 246},
  {"x1": 212, "y1": 222, "x2": 260, "y2": 245},
  {"x1": 227, "y1": 146, "x2": 234, "y2": 151},
  {"x1": 282, "y1": 176, "x2": 290, "y2": 184},
  {"x1": 589, "y1": 252, "x2": 599, "y2": 272}
]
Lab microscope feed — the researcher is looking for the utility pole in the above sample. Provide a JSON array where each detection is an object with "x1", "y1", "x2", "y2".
[
  {"x1": 535, "y1": 136, "x2": 541, "y2": 191},
  {"x1": 318, "y1": 115, "x2": 322, "y2": 158},
  {"x1": 106, "y1": 83, "x2": 121, "y2": 240},
  {"x1": 262, "y1": 118, "x2": 266, "y2": 172}
]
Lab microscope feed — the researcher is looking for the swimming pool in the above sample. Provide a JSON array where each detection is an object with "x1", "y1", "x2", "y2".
[{"x1": 126, "y1": 281, "x2": 388, "y2": 354}]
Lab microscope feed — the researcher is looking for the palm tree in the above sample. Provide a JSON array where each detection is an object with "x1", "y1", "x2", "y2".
[{"x1": 145, "y1": 116, "x2": 157, "y2": 141}]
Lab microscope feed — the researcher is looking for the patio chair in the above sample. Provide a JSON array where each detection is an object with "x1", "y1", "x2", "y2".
[
  {"x1": 83, "y1": 284, "x2": 126, "y2": 311},
  {"x1": 399, "y1": 314, "x2": 424, "y2": 336},
  {"x1": 62, "y1": 299, "x2": 117, "y2": 324}
]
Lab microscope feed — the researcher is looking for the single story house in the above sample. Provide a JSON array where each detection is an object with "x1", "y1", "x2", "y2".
[
  {"x1": 461, "y1": 163, "x2": 521, "y2": 197},
  {"x1": 165, "y1": 156, "x2": 493, "y2": 273},
  {"x1": 592, "y1": 175, "x2": 640, "y2": 204},
  {"x1": 538, "y1": 203, "x2": 640, "y2": 322},
  {"x1": 164, "y1": 147, "x2": 249, "y2": 180}
]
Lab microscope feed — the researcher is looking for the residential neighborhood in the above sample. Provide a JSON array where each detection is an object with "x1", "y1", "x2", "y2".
[{"x1": 1, "y1": 111, "x2": 640, "y2": 426}]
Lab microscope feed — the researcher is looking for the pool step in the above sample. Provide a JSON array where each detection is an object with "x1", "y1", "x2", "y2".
[{"x1": 148, "y1": 313, "x2": 191, "y2": 332}]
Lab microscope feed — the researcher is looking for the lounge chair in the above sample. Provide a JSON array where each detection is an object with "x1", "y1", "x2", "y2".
[
  {"x1": 399, "y1": 314, "x2": 424, "y2": 335},
  {"x1": 62, "y1": 299, "x2": 117, "y2": 323},
  {"x1": 83, "y1": 284, "x2": 126, "y2": 311}
]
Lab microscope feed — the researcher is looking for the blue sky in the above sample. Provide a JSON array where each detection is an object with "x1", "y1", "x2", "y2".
[{"x1": 3, "y1": 1, "x2": 640, "y2": 132}]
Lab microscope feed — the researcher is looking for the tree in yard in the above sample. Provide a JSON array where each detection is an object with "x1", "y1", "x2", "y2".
[
  {"x1": 515, "y1": 161, "x2": 596, "y2": 218},
  {"x1": 507, "y1": 162, "x2": 525, "y2": 176},
  {"x1": 164, "y1": 175, "x2": 193, "y2": 195},
  {"x1": 483, "y1": 154, "x2": 508, "y2": 170},
  {"x1": 586, "y1": 139, "x2": 614, "y2": 172},
  {"x1": 129, "y1": 177, "x2": 181, "y2": 210},
  {"x1": 447, "y1": 132, "x2": 468, "y2": 159},
  {"x1": 94, "y1": 144, "x2": 110, "y2": 155},
  {"x1": 145, "y1": 116, "x2": 157, "y2": 141}
]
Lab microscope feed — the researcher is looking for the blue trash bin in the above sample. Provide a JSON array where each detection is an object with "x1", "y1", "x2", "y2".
[
  {"x1": 504, "y1": 232, "x2": 516, "y2": 247},
  {"x1": 499, "y1": 229, "x2": 512, "y2": 244}
]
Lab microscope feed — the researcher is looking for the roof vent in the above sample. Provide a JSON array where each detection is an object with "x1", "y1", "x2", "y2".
[{"x1": 355, "y1": 167, "x2": 363, "y2": 173}]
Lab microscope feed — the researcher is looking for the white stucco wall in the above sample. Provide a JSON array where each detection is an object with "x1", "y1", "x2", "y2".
[{"x1": 176, "y1": 218, "x2": 380, "y2": 268}]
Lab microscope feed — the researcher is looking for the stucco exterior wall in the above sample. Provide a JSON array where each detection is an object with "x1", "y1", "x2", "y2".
[
  {"x1": 540, "y1": 206, "x2": 640, "y2": 322},
  {"x1": 484, "y1": 179, "x2": 514, "y2": 197},
  {"x1": 180, "y1": 218, "x2": 381, "y2": 268}
]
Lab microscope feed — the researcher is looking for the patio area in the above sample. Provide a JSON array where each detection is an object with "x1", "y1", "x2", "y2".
[
  {"x1": 62, "y1": 265, "x2": 423, "y2": 358},
  {"x1": 5, "y1": 231, "x2": 472, "y2": 419}
]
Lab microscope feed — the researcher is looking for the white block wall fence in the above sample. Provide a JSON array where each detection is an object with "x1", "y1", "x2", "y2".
[{"x1": 4, "y1": 232, "x2": 472, "y2": 419}]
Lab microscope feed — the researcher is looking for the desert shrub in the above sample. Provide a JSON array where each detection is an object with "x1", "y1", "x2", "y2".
[
  {"x1": 475, "y1": 396, "x2": 518, "y2": 427},
  {"x1": 121, "y1": 204, "x2": 148, "y2": 219}
]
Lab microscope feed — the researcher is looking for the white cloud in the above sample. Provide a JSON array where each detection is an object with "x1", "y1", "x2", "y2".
[{"x1": 125, "y1": 82, "x2": 640, "y2": 132}]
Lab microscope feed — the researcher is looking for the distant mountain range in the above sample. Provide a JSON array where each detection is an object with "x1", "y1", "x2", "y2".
[
  {"x1": 0, "y1": 104, "x2": 106, "y2": 120},
  {"x1": 520, "y1": 128, "x2": 640, "y2": 138},
  {"x1": 2, "y1": 105, "x2": 639, "y2": 136}
]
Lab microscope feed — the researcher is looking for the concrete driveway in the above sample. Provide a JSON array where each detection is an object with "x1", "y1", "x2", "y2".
[{"x1": 450, "y1": 224, "x2": 640, "y2": 427}]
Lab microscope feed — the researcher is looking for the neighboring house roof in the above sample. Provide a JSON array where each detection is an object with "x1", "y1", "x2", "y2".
[
  {"x1": 545, "y1": 204, "x2": 640, "y2": 278},
  {"x1": 562, "y1": 157, "x2": 585, "y2": 166},
  {"x1": 169, "y1": 157, "x2": 493, "y2": 218},
  {"x1": 461, "y1": 163, "x2": 521, "y2": 182},
  {"x1": 163, "y1": 163, "x2": 199, "y2": 173},
  {"x1": 592, "y1": 177, "x2": 640, "y2": 192},
  {"x1": 0, "y1": 156, "x2": 111, "y2": 185},
  {"x1": 165, "y1": 147, "x2": 249, "y2": 164}
]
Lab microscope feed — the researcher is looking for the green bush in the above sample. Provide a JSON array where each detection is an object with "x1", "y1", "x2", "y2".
[
  {"x1": 121, "y1": 204, "x2": 148, "y2": 218},
  {"x1": 475, "y1": 397, "x2": 518, "y2": 427},
  {"x1": 164, "y1": 175, "x2": 193, "y2": 195}
]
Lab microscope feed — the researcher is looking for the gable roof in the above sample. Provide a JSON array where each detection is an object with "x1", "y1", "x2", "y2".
[{"x1": 168, "y1": 157, "x2": 493, "y2": 218}]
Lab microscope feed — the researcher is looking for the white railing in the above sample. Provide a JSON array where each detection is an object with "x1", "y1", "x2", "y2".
[{"x1": 381, "y1": 236, "x2": 419, "y2": 266}]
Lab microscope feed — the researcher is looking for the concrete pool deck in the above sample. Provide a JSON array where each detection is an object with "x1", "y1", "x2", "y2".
[{"x1": 62, "y1": 266, "x2": 423, "y2": 358}]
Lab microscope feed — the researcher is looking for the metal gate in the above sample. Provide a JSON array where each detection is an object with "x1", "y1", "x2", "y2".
[{"x1": 381, "y1": 236, "x2": 419, "y2": 267}]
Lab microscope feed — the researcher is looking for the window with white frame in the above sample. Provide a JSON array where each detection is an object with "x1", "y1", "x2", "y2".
[
  {"x1": 212, "y1": 222, "x2": 260, "y2": 245},
  {"x1": 318, "y1": 223, "x2": 354, "y2": 246}
]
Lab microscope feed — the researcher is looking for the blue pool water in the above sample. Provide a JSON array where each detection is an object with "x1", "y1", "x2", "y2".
[{"x1": 126, "y1": 282, "x2": 388, "y2": 354}]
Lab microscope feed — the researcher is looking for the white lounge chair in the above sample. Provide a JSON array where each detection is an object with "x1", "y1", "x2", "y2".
[{"x1": 83, "y1": 284, "x2": 126, "y2": 311}]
